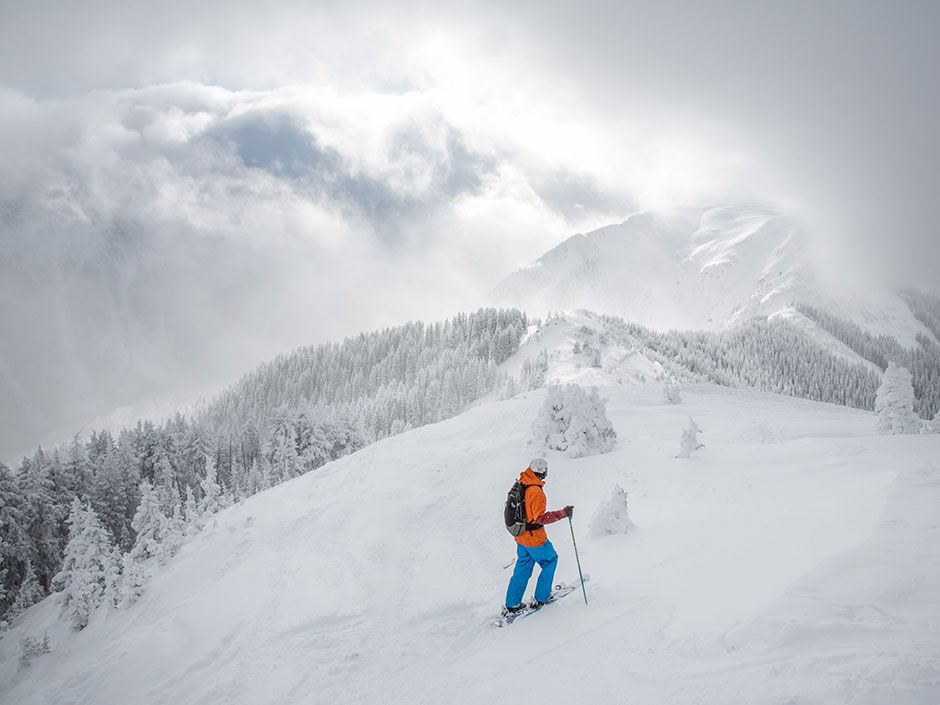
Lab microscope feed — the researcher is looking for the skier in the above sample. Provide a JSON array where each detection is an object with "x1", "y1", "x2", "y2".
[{"x1": 503, "y1": 458, "x2": 573, "y2": 616}]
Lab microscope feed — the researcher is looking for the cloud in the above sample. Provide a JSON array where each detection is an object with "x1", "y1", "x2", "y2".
[
  {"x1": 1, "y1": 0, "x2": 938, "y2": 459},
  {"x1": 0, "y1": 80, "x2": 629, "y2": 459}
]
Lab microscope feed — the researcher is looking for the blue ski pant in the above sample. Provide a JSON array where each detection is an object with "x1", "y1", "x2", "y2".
[{"x1": 505, "y1": 540, "x2": 558, "y2": 607}]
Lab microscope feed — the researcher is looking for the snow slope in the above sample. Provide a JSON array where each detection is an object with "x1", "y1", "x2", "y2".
[
  {"x1": 492, "y1": 205, "x2": 933, "y2": 347},
  {"x1": 2, "y1": 385, "x2": 939, "y2": 704},
  {"x1": 499, "y1": 310, "x2": 666, "y2": 387}
]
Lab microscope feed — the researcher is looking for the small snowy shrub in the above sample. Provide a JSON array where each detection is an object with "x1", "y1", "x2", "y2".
[
  {"x1": 531, "y1": 384, "x2": 617, "y2": 458},
  {"x1": 591, "y1": 485, "x2": 635, "y2": 536},
  {"x1": 19, "y1": 634, "x2": 51, "y2": 668},
  {"x1": 875, "y1": 362, "x2": 921, "y2": 435},
  {"x1": 676, "y1": 418, "x2": 704, "y2": 459},
  {"x1": 749, "y1": 420, "x2": 788, "y2": 444},
  {"x1": 662, "y1": 378, "x2": 682, "y2": 405},
  {"x1": 921, "y1": 409, "x2": 940, "y2": 434}
]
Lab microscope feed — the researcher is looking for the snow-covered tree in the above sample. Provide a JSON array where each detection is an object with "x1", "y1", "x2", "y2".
[
  {"x1": 875, "y1": 362, "x2": 922, "y2": 435},
  {"x1": 129, "y1": 481, "x2": 167, "y2": 563},
  {"x1": 590, "y1": 485, "x2": 635, "y2": 536},
  {"x1": 182, "y1": 487, "x2": 199, "y2": 533},
  {"x1": 269, "y1": 426, "x2": 300, "y2": 483},
  {"x1": 158, "y1": 507, "x2": 186, "y2": 564},
  {"x1": 102, "y1": 546, "x2": 122, "y2": 608},
  {"x1": 0, "y1": 462, "x2": 31, "y2": 616},
  {"x1": 676, "y1": 418, "x2": 704, "y2": 459},
  {"x1": 118, "y1": 552, "x2": 149, "y2": 609},
  {"x1": 52, "y1": 500, "x2": 117, "y2": 630},
  {"x1": 246, "y1": 459, "x2": 269, "y2": 497},
  {"x1": 91, "y1": 442, "x2": 140, "y2": 552},
  {"x1": 532, "y1": 384, "x2": 617, "y2": 458},
  {"x1": 16, "y1": 452, "x2": 62, "y2": 593},
  {"x1": 153, "y1": 450, "x2": 181, "y2": 518},
  {"x1": 127, "y1": 479, "x2": 183, "y2": 566},
  {"x1": 198, "y1": 455, "x2": 224, "y2": 520},
  {"x1": 662, "y1": 377, "x2": 682, "y2": 405},
  {"x1": 9, "y1": 560, "x2": 45, "y2": 617}
]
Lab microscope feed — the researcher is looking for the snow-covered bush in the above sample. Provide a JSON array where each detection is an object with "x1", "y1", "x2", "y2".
[
  {"x1": 921, "y1": 409, "x2": 940, "y2": 434},
  {"x1": 19, "y1": 633, "x2": 50, "y2": 669},
  {"x1": 662, "y1": 378, "x2": 682, "y2": 405},
  {"x1": 752, "y1": 421, "x2": 788, "y2": 444},
  {"x1": 676, "y1": 418, "x2": 704, "y2": 459},
  {"x1": 531, "y1": 384, "x2": 617, "y2": 458},
  {"x1": 591, "y1": 485, "x2": 635, "y2": 536},
  {"x1": 875, "y1": 362, "x2": 922, "y2": 435}
]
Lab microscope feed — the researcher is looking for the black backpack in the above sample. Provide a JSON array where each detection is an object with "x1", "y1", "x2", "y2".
[{"x1": 504, "y1": 481, "x2": 543, "y2": 536}]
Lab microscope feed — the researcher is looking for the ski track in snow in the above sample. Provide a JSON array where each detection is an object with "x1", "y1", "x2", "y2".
[{"x1": 2, "y1": 384, "x2": 939, "y2": 704}]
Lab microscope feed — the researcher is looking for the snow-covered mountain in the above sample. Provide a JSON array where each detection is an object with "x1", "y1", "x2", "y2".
[
  {"x1": 493, "y1": 205, "x2": 932, "y2": 346},
  {"x1": 4, "y1": 383, "x2": 938, "y2": 704}
]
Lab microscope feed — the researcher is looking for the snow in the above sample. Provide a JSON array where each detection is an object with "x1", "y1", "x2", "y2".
[
  {"x1": 492, "y1": 205, "x2": 935, "y2": 347},
  {"x1": 769, "y1": 306, "x2": 882, "y2": 372},
  {"x1": 2, "y1": 384, "x2": 939, "y2": 704},
  {"x1": 498, "y1": 310, "x2": 665, "y2": 387}
]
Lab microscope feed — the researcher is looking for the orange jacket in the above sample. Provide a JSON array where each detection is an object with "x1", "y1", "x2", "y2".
[{"x1": 515, "y1": 467, "x2": 567, "y2": 547}]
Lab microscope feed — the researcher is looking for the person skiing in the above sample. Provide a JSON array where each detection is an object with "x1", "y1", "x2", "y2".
[{"x1": 503, "y1": 458, "x2": 573, "y2": 616}]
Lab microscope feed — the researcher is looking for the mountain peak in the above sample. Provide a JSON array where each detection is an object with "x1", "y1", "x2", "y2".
[{"x1": 492, "y1": 205, "x2": 930, "y2": 345}]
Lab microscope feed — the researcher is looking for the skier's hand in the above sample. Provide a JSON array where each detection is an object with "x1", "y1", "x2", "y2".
[{"x1": 564, "y1": 505, "x2": 574, "y2": 518}]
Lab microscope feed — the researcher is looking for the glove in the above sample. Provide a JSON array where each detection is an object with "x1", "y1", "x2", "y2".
[{"x1": 564, "y1": 505, "x2": 574, "y2": 518}]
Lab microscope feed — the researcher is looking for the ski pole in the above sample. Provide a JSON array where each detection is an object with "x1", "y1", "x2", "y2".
[{"x1": 568, "y1": 516, "x2": 588, "y2": 605}]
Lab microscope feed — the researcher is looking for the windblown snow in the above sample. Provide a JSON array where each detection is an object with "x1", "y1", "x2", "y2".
[{"x1": 3, "y1": 384, "x2": 938, "y2": 704}]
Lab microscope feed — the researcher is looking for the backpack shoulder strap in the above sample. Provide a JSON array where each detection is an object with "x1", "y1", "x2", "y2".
[{"x1": 521, "y1": 483, "x2": 544, "y2": 531}]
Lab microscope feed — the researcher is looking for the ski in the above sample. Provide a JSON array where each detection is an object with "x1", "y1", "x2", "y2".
[{"x1": 494, "y1": 574, "x2": 590, "y2": 627}]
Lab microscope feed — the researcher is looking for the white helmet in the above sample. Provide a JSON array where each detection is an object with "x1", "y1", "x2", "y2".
[{"x1": 529, "y1": 457, "x2": 548, "y2": 479}]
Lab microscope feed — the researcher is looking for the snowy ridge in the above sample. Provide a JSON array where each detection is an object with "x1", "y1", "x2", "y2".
[
  {"x1": 492, "y1": 205, "x2": 933, "y2": 346},
  {"x1": 498, "y1": 310, "x2": 665, "y2": 388},
  {"x1": 3, "y1": 384, "x2": 938, "y2": 704}
]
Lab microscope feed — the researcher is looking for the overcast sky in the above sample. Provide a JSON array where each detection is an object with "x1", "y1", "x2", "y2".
[{"x1": 1, "y1": 0, "x2": 938, "y2": 460}]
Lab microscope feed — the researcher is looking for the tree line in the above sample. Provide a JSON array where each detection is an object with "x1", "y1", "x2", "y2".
[{"x1": 0, "y1": 308, "x2": 529, "y2": 624}]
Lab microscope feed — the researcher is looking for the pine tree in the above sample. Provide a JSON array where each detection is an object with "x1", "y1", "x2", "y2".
[
  {"x1": 183, "y1": 487, "x2": 199, "y2": 532},
  {"x1": 52, "y1": 500, "x2": 117, "y2": 630},
  {"x1": 91, "y1": 444, "x2": 139, "y2": 553},
  {"x1": 0, "y1": 462, "x2": 30, "y2": 613},
  {"x1": 198, "y1": 455, "x2": 223, "y2": 520},
  {"x1": 118, "y1": 551, "x2": 149, "y2": 609},
  {"x1": 102, "y1": 546, "x2": 123, "y2": 608},
  {"x1": 16, "y1": 453, "x2": 61, "y2": 591},
  {"x1": 9, "y1": 559, "x2": 45, "y2": 617},
  {"x1": 153, "y1": 451, "x2": 180, "y2": 518},
  {"x1": 269, "y1": 424, "x2": 300, "y2": 482},
  {"x1": 158, "y1": 507, "x2": 185, "y2": 565},
  {"x1": 875, "y1": 362, "x2": 922, "y2": 434},
  {"x1": 128, "y1": 481, "x2": 167, "y2": 563}
]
